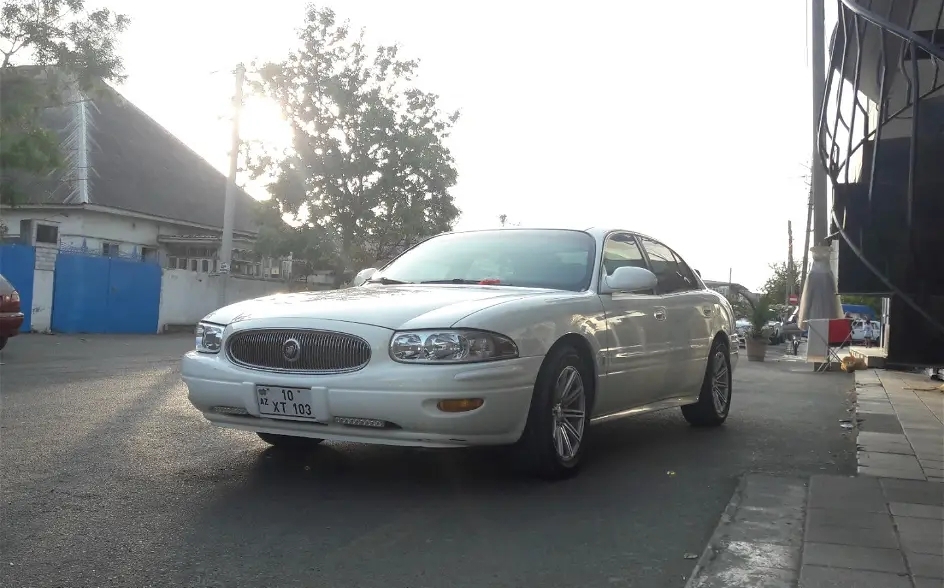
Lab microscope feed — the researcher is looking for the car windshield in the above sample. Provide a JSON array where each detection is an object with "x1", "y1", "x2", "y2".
[{"x1": 374, "y1": 229, "x2": 597, "y2": 291}]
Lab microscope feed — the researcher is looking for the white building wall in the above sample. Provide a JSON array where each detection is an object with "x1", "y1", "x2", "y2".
[
  {"x1": 1, "y1": 208, "x2": 201, "y2": 257},
  {"x1": 157, "y1": 269, "x2": 288, "y2": 331}
]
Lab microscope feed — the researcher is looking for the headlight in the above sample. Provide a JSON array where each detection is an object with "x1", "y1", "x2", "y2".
[
  {"x1": 389, "y1": 329, "x2": 518, "y2": 363},
  {"x1": 195, "y1": 322, "x2": 224, "y2": 353}
]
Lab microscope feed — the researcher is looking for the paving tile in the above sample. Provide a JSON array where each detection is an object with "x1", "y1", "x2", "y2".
[
  {"x1": 858, "y1": 413, "x2": 905, "y2": 434},
  {"x1": 806, "y1": 508, "x2": 894, "y2": 529},
  {"x1": 889, "y1": 502, "x2": 944, "y2": 519},
  {"x1": 859, "y1": 432, "x2": 910, "y2": 443},
  {"x1": 798, "y1": 564, "x2": 911, "y2": 587},
  {"x1": 859, "y1": 453, "x2": 923, "y2": 469},
  {"x1": 926, "y1": 468, "x2": 944, "y2": 479},
  {"x1": 804, "y1": 521, "x2": 899, "y2": 549},
  {"x1": 930, "y1": 477, "x2": 944, "y2": 483},
  {"x1": 912, "y1": 577, "x2": 944, "y2": 588},
  {"x1": 905, "y1": 551, "x2": 944, "y2": 579},
  {"x1": 859, "y1": 444, "x2": 916, "y2": 456},
  {"x1": 801, "y1": 542, "x2": 907, "y2": 573},
  {"x1": 809, "y1": 476, "x2": 887, "y2": 512},
  {"x1": 894, "y1": 516, "x2": 944, "y2": 556},
  {"x1": 858, "y1": 404, "x2": 898, "y2": 415},
  {"x1": 881, "y1": 479, "x2": 944, "y2": 506},
  {"x1": 859, "y1": 465, "x2": 927, "y2": 481}
]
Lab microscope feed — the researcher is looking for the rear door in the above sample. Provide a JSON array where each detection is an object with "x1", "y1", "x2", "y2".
[{"x1": 637, "y1": 237, "x2": 710, "y2": 398}]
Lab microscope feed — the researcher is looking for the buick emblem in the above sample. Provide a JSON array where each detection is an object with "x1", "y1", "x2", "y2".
[{"x1": 282, "y1": 338, "x2": 301, "y2": 362}]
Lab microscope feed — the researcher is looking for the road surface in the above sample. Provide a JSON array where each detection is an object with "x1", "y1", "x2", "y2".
[{"x1": 1, "y1": 335, "x2": 855, "y2": 588}]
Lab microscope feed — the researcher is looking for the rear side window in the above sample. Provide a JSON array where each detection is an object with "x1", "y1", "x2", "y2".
[{"x1": 639, "y1": 238, "x2": 697, "y2": 294}]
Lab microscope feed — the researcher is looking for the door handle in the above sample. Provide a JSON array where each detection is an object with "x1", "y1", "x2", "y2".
[
  {"x1": 702, "y1": 307, "x2": 713, "y2": 318},
  {"x1": 654, "y1": 307, "x2": 667, "y2": 321}
]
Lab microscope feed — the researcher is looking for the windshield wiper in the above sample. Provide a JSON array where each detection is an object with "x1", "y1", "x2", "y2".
[
  {"x1": 420, "y1": 279, "x2": 513, "y2": 286},
  {"x1": 367, "y1": 276, "x2": 411, "y2": 284}
]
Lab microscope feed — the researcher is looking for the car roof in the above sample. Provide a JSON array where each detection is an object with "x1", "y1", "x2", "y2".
[{"x1": 443, "y1": 227, "x2": 653, "y2": 241}]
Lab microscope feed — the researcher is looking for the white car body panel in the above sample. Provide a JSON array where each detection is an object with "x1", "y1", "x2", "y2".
[{"x1": 182, "y1": 227, "x2": 738, "y2": 448}]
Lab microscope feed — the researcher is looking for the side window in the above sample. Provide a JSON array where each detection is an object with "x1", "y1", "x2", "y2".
[
  {"x1": 602, "y1": 233, "x2": 647, "y2": 277},
  {"x1": 639, "y1": 238, "x2": 696, "y2": 294},
  {"x1": 671, "y1": 250, "x2": 699, "y2": 288}
]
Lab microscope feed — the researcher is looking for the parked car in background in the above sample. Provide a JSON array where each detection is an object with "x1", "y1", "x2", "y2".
[
  {"x1": 182, "y1": 228, "x2": 739, "y2": 480},
  {"x1": 0, "y1": 274, "x2": 25, "y2": 351},
  {"x1": 735, "y1": 318, "x2": 750, "y2": 347},
  {"x1": 851, "y1": 319, "x2": 881, "y2": 345}
]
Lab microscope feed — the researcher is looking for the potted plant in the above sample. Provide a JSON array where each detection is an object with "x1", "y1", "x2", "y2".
[{"x1": 745, "y1": 295, "x2": 774, "y2": 362}]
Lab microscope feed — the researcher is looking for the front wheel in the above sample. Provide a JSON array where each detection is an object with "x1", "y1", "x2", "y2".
[
  {"x1": 681, "y1": 340, "x2": 732, "y2": 427},
  {"x1": 257, "y1": 432, "x2": 324, "y2": 450},
  {"x1": 515, "y1": 345, "x2": 592, "y2": 480}
]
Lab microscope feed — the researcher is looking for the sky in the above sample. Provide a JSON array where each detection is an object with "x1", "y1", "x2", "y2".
[{"x1": 106, "y1": 0, "x2": 833, "y2": 291}]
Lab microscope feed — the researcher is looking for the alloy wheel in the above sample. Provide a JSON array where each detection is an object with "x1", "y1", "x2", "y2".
[
  {"x1": 711, "y1": 350, "x2": 729, "y2": 414},
  {"x1": 551, "y1": 365, "x2": 586, "y2": 461}
]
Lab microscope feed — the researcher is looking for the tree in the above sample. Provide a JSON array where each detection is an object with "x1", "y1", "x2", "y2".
[
  {"x1": 246, "y1": 6, "x2": 461, "y2": 285},
  {"x1": 761, "y1": 261, "x2": 801, "y2": 306},
  {"x1": 0, "y1": 0, "x2": 130, "y2": 205}
]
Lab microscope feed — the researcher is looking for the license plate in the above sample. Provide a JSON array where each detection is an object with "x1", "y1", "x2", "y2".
[{"x1": 256, "y1": 386, "x2": 321, "y2": 421}]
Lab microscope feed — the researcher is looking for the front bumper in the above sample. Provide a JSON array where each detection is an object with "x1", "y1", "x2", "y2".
[{"x1": 181, "y1": 327, "x2": 543, "y2": 448}]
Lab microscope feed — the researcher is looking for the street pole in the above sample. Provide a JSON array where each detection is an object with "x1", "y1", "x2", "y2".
[
  {"x1": 799, "y1": 183, "x2": 813, "y2": 296},
  {"x1": 811, "y1": 0, "x2": 828, "y2": 245},
  {"x1": 787, "y1": 220, "x2": 794, "y2": 306},
  {"x1": 219, "y1": 63, "x2": 246, "y2": 309}
]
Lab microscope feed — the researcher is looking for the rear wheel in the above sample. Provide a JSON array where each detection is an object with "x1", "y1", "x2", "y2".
[
  {"x1": 515, "y1": 345, "x2": 592, "y2": 480},
  {"x1": 681, "y1": 340, "x2": 731, "y2": 427},
  {"x1": 256, "y1": 432, "x2": 324, "y2": 449}
]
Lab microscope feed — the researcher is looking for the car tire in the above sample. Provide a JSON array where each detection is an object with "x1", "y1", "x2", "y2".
[
  {"x1": 515, "y1": 345, "x2": 592, "y2": 481},
  {"x1": 256, "y1": 432, "x2": 324, "y2": 449},
  {"x1": 681, "y1": 339, "x2": 732, "y2": 427},
  {"x1": 0, "y1": 337, "x2": 6, "y2": 351}
]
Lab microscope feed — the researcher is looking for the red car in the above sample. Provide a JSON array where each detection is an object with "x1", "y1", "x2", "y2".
[{"x1": 0, "y1": 273, "x2": 24, "y2": 350}]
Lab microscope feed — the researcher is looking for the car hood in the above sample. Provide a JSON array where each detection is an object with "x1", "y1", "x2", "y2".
[{"x1": 203, "y1": 284, "x2": 556, "y2": 330}]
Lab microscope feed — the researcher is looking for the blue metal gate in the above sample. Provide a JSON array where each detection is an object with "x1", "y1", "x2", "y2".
[
  {"x1": 52, "y1": 252, "x2": 162, "y2": 334},
  {"x1": 0, "y1": 244, "x2": 36, "y2": 332}
]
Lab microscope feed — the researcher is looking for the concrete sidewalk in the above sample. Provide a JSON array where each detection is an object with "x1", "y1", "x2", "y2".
[{"x1": 687, "y1": 369, "x2": 943, "y2": 587}]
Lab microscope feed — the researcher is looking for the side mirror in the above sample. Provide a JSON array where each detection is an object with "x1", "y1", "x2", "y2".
[
  {"x1": 602, "y1": 266, "x2": 658, "y2": 294},
  {"x1": 695, "y1": 269, "x2": 702, "y2": 277},
  {"x1": 352, "y1": 268, "x2": 378, "y2": 287}
]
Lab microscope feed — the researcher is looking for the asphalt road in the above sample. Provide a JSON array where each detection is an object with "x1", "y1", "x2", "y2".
[{"x1": 1, "y1": 335, "x2": 856, "y2": 588}]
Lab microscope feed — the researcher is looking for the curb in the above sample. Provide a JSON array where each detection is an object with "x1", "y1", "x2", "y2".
[{"x1": 682, "y1": 476, "x2": 748, "y2": 588}]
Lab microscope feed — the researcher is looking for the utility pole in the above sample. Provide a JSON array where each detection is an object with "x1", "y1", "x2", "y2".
[
  {"x1": 810, "y1": 0, "x2": 828, "y2": 245},
  {"x1": 787, "y1": 220, "x2": 795, "y2": 306},
  {"x1": 799, "y1": 183, "x2": 813, "y2": 296},
  {"x1": 219, "y1": 63, "x2": 246, "y2": 309}
]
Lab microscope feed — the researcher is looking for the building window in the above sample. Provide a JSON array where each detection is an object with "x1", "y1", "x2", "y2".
[
  {"x1": 35, "y1": 224, "x2": 59, "y2": 245},
  {"x1": 142, "y1": 247, "x2": 158, "y2": 264},
  {"x1": 177, "y1": 258, "x2": 187, "y2": 270},
  {"x1": 102, "y1": 242, "x2": 119, "y2": 257},
  {"x1": 167, "y1": 256, "x2": 177, "y2": 269},
  {"x1": 190, "y1": 259, "x2": 198, "y2": 271},
  {"x1": 201, "y1": 259, "x2": 209, "y2": 273}
]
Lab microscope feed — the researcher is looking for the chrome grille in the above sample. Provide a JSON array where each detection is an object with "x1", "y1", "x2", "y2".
[{"x1": 226, "y1": 329, "x2": 372, "y2": 373}]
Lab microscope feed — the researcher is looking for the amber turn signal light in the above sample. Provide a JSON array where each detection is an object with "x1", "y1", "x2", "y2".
[{"x1": 436, "y1": 398, "x2": 485, "y2": 413}]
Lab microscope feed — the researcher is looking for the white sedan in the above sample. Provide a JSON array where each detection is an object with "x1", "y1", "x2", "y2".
[{"x1": 182, "y1": 228, "x2": 738, "y2": 479}]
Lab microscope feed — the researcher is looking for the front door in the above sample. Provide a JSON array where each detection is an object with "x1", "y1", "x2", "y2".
[
  {"x1": 596, "y1": 232, "x2": 671, "y2": 414},
  {"x1": 637, "y1": 237, "x2": 710, "y2": 398}
]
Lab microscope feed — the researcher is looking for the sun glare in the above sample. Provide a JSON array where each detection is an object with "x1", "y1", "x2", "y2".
[{"x1": 240, "y1": 95, "x2": 292, "y2": 153}]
